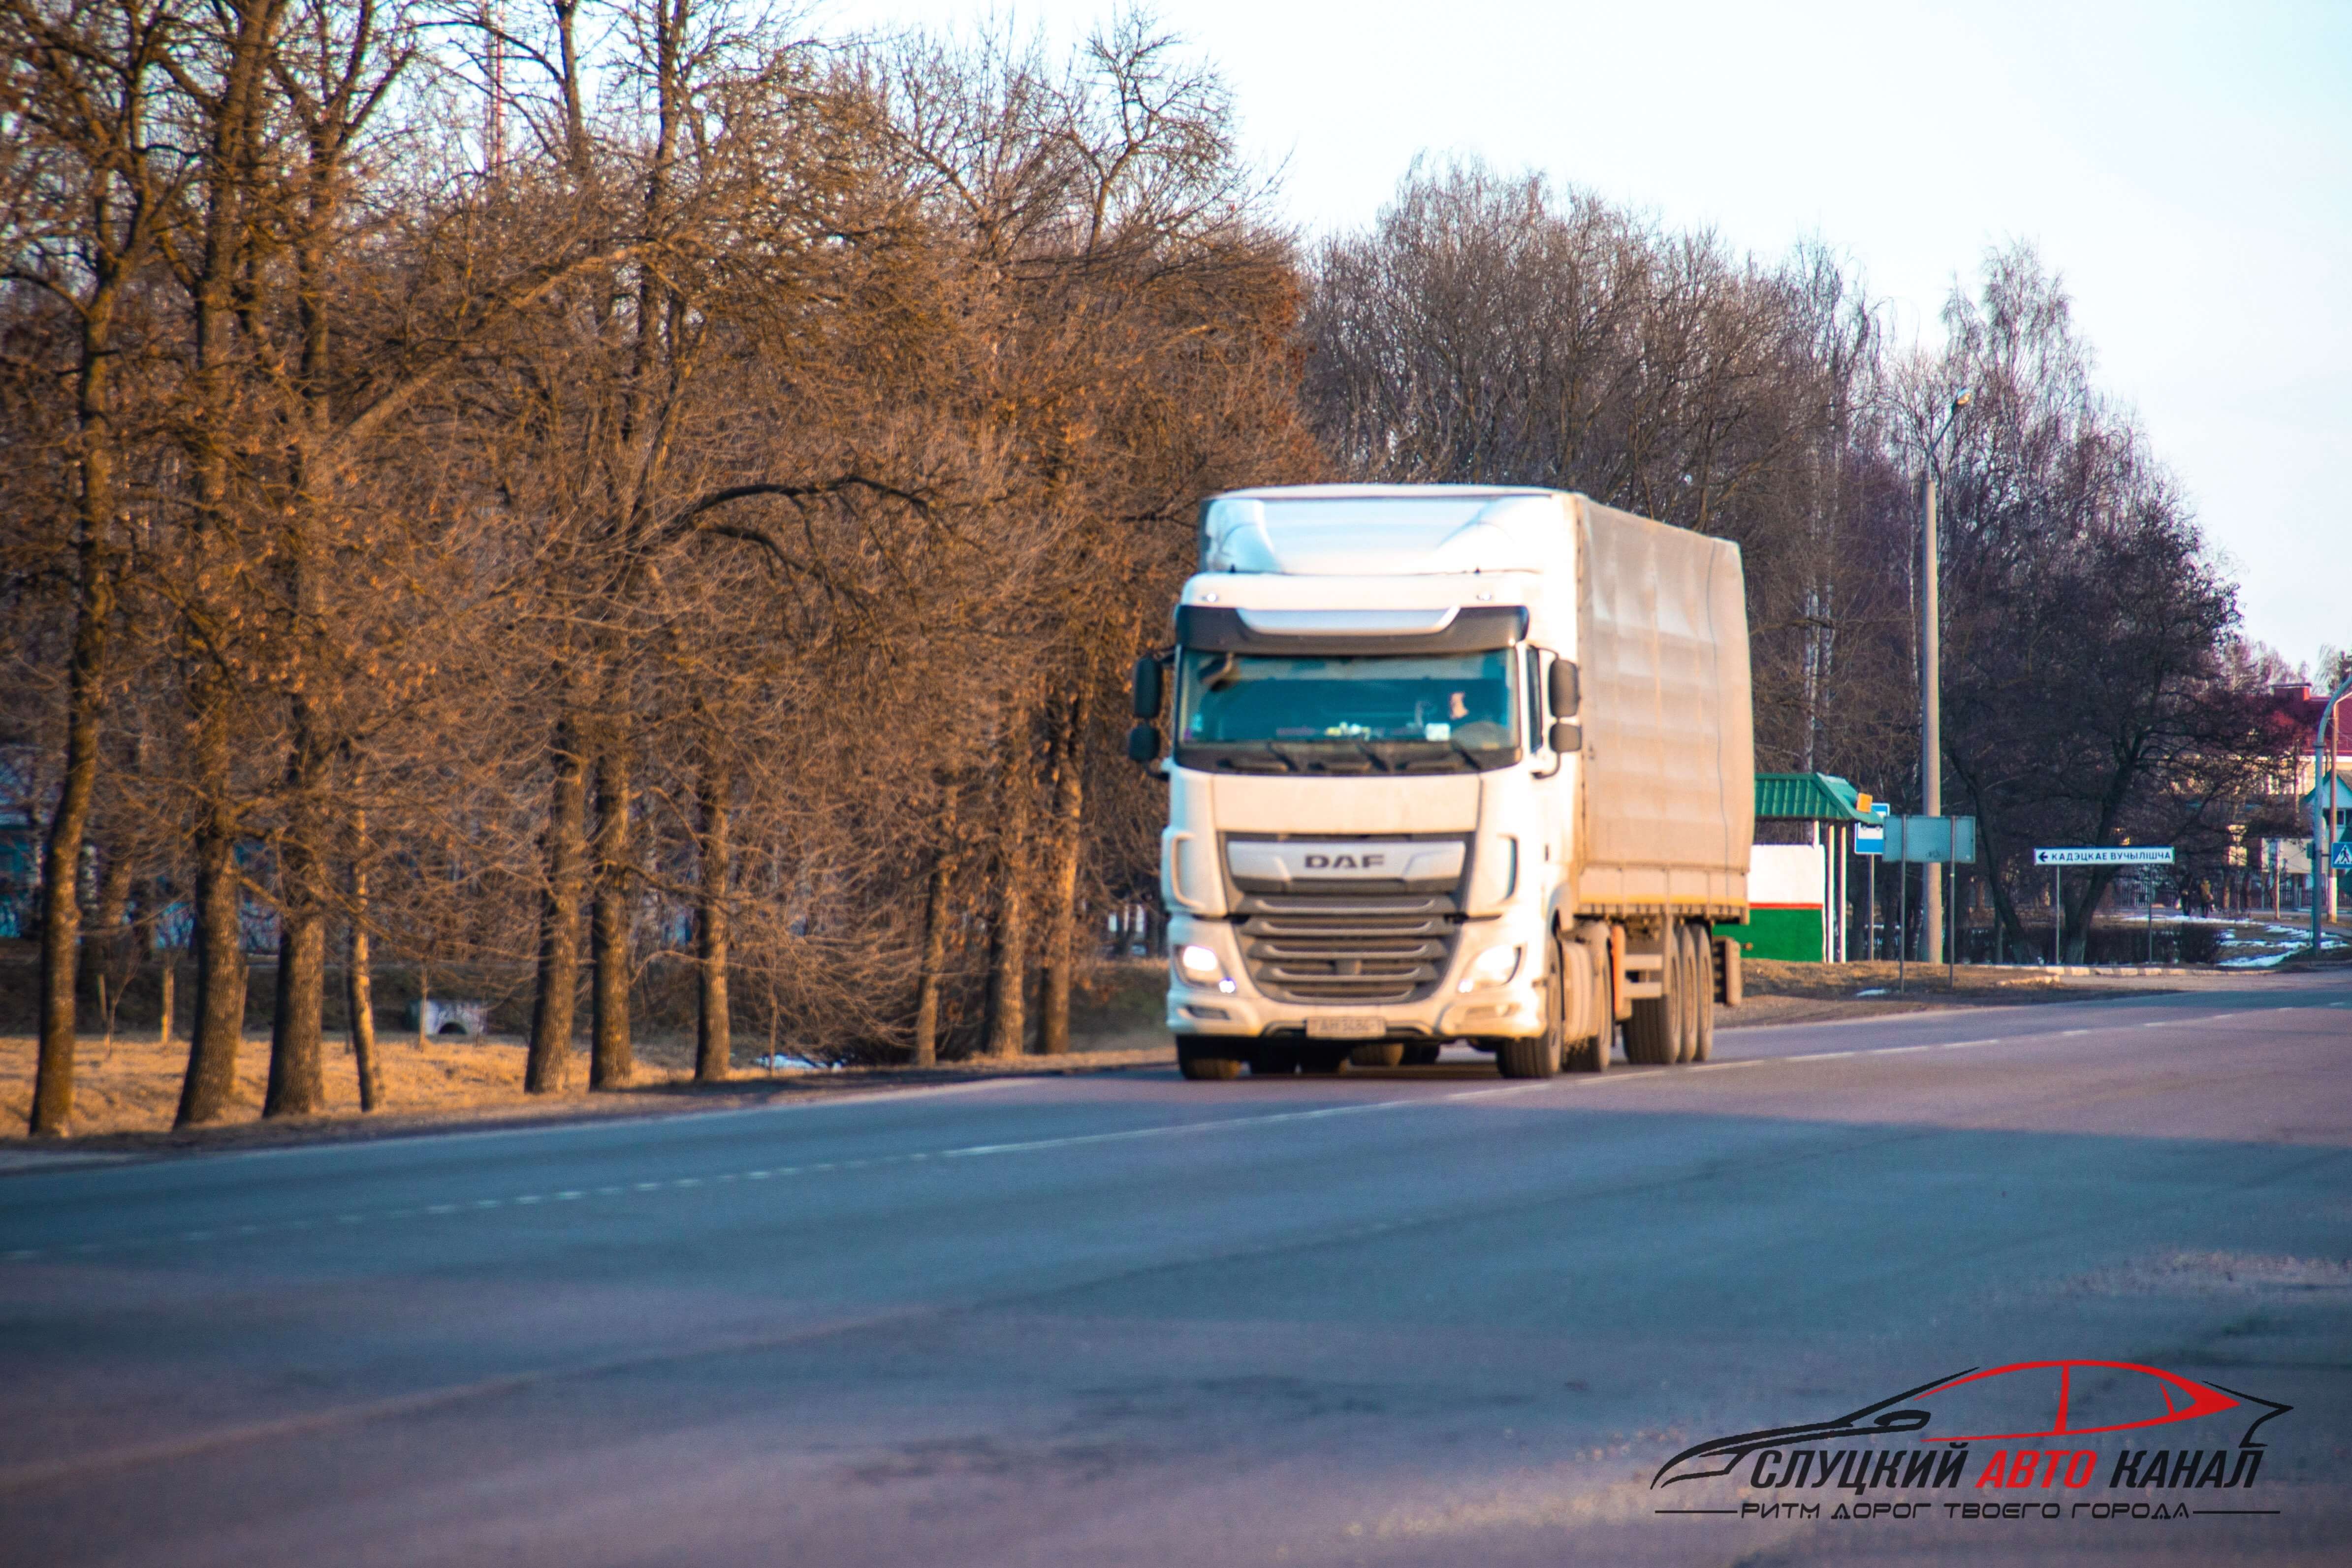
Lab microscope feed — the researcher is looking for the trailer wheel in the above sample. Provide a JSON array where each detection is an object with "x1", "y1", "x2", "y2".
[
  {"x1": 1673, "y1": 926, "x2": 1702, "y2": 1063},
  {"x1": 1689, "y1": 927, "x2": 1715, "y2": 1062},
  {"x1": 1349, "y1": 1043, "x2": 1406, "y2": 1068},
  {"x1": 1176, "y1": 1041, "x2": 1242, "y2": 1080}
]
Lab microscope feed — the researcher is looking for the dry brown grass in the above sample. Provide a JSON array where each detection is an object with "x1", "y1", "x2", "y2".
[
  {"x1": 0, "y1": 1030, "x2": 619, "y2": 1140},
  {"x1": 0, "y1": 1019, "x2": 1177, "y2": 1148}
]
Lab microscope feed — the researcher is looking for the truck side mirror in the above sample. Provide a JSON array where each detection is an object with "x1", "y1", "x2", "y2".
[
  {"x1": 1131, "y1": 654, "x2": 1163, "y2": 718},
  {"x1": 1548, "y1": 659, "x2": 1580, "y2": 719},
  {"x1": 1126, "y1": 723, "x2": 1162, "y2": 764},
  {"x1": 1549, "y1": 721, "x2": 1582, "y2": 754}
]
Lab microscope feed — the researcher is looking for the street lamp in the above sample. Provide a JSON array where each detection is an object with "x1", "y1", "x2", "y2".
[
  {"x1": 2314, "y1": 672, "x2": 2352, "y2": 961},
  {"x1": 1919, "y1": 389, "x2": 1971, "y2": 964}
]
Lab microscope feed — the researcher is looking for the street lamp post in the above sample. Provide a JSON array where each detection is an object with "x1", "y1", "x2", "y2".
[
  {"x1": 1919, "y1": 390, "x2": 1971, "y2": 964},
  {"x1": 2314, "y1": 674, "x2": 2352, "y2": 961}
]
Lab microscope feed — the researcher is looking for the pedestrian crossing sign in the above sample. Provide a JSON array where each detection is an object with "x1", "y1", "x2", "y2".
[{"x1": 2331, "y1": 841, "x2": 2352, "y2": 871}]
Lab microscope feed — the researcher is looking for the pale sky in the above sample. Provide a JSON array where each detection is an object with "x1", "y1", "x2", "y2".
[{"x1": 817, "y1": 0, "x2": 2352, "y2": 672}]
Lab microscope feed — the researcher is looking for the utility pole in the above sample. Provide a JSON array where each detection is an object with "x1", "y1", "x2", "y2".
[
  {"x1": 1918, "y1": 390, "x2": 1971, "y2": 964},
  {"x1": 2315, "y1": 675, "x2": 2352, "y2": 961}
]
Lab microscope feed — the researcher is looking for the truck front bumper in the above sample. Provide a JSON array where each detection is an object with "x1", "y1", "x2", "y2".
[{"x1": 1162, "y1": 912, "x2": 1548, "y2": 1043}]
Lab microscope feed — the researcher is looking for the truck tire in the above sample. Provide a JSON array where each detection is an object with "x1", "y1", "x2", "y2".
[
  {"x1": 1497, "y1": 961, "x2": 1564, "y2": 1078},
  {"x1": 1402, "y1": 1043, "x2": 1442, "y2": 1065},
  {"x1": 1689, "y1": 926, "x2": 1715, "y2": 1062},
  {"x1": 1627, "y1": 932, "x2": 1684, "y2": 1065},
  {"x1": 1176, "y1": 1041, "x2": 1242, "y2": 1080},
  {"x1": 1673, "y1": 926, "x2": 1701, "y2": 1063},
  {"x1": 1554, "y1": 932, "x2": 1602, "y2": 1074},
  {"x1": 1350, "y1": 1043, "x2": 1407, "y2": 1068},
  {"x1": 1576, "y1": 930, "x2": 1613, "y2": 1073}
]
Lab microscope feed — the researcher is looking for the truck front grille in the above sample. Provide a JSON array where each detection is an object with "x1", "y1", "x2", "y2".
[{"x1": 1236, "y1": 893, "x2": 1462, "y2": 1005}]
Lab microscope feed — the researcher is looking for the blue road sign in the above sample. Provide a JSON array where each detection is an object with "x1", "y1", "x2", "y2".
[{"x1": 2331, "y1": 841, "x2": 2352, "y2": 872}]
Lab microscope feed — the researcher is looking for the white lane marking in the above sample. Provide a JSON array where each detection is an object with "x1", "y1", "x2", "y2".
[
  {"x1": 939, "y1": 1097, "x2": 1412, "y2": 1159},
  {"x1": 149, "y1": 1076, "x2": 1033, "y2": 1170}
]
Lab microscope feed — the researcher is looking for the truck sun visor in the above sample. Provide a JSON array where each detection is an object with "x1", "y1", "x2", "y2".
[{"x1": 1176, "y1": 604, "x2": 1527, "y2": 655}]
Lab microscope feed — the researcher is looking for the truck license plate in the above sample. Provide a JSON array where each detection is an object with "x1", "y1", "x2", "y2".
[{"x1": 1306, "y1": 1017, "x2": 1383, "y2": 1039}]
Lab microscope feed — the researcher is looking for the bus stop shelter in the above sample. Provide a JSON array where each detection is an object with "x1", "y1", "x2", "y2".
[{"x1": 1721, "y1": 772, "x2": 1883, "y2": 962}]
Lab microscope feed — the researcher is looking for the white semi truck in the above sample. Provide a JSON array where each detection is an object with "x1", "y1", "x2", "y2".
[{"x1": 1127, "y1": 484, "x2": 1753, "y2": 1080}]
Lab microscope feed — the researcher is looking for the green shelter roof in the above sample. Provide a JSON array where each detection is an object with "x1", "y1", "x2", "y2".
[{"x1": 1755, "y1": 772, "x2": 1884, "y2": 823}]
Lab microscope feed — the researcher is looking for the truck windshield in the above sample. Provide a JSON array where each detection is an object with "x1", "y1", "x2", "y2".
[{"x1": 1173, "y1": 648, "x2": 1521, "y2": 773}]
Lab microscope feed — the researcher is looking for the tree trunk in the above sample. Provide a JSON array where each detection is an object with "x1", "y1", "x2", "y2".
[
  {"x1": 695, "y1": 759, "x2": 731, "y2": 1084},
  {"x1": 265, "y1": 756, "x2": 327, "y2": 1117},
  {"x1": 912, "y1": 789, "x2": 960, "y2": 1069},
  {"x1": 264, "y1": 857, "x2": 326, "y2": 1115},
  {"x1": 80, "y1": 849, "x2": 134, "y2": 1022},
  {"x1": 1035, "y1": 689, "x2": 1091, "y2": 1056},
  {"x1": 347, "y1": 815, "x2": 381, "y2": 1112},
  {"x1": 984, "y1": 733, "x2": 1035, "y2": 1058},
  {"x1": 30, "y1": 382, "x2": 119, "y2": 1136},
  {"x1": 173, "y1": 0, "x2": 277, "y2": 1130},
  {"x1": 157, "y1": 955, "x2": 175, "y2": 1050},
  {"x1": 589, "y1": 743, "x2": 634, "y2": 1089},
  {"x1": 176, "y1": 688, "x2": 245, "y2": 1128},
  {"x1": 526, "y1": 716, "x2": 589, "y2": 1092}
]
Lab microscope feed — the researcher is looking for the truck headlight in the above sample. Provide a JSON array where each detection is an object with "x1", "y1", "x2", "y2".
[
  {"x1": 1176, "y1": 944, "x2": 1237, "y2": 993},
  {"x1": 1459, "y1": 944, "x2": 1522, "y2": 991}
]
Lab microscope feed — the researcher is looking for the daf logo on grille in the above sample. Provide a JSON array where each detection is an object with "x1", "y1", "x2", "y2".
[{"x1": 1227, "y1": 839, "x2": 1464, "y2": 885}]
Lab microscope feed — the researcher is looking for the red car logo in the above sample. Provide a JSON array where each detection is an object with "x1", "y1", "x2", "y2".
[{"x1": 1914, "y1": 1360, "x2": 2240, "y2": 1442}]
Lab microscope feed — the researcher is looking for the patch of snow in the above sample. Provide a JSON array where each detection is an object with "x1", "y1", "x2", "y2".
[{"x1": 752, "y1": 1053, "x2": 839, "y2": 1072}]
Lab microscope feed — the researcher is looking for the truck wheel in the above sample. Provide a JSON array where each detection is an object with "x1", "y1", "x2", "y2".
[
  {"x1": 1552, "y1": 932, "x2": 1600, "y2": 1073},
  {"x1": 1673, "y1": 926, "x2": 1701, "y2": 1063},
  {"x1": 1689, "y1": 927, "x2": 1715, "y2": 1062},
  {"x1": 1402, "y1": 1044, "x2": 1442, "y2": 1065},
  {"x1": 1627, "y1": 932, "x2": 1684, "y2": 1065},
  {"x1": 1576, "y1": 932, "x2": 1613, "y2": 1073},
  {"x1": 1497, "y1": 963, "x2": 1564, "y2": 1078},
  {"x1": 1350, "y1": 1043, "x2": 1406, "y2": 1067},
  {"x1": 1176, "y1": 1041, "x2": 1242, "y2": 1080}
]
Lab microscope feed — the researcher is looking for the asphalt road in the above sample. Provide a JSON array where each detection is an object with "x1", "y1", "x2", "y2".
[{"x1": 3, "y1": 974, "x2": 2349, "y2": 1567}]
